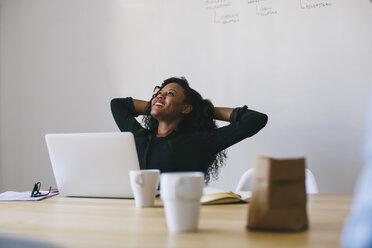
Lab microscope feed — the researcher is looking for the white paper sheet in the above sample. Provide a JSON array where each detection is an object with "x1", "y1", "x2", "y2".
[{"x1": 0, "y1": 191, "x2": 59, "y2": 201}]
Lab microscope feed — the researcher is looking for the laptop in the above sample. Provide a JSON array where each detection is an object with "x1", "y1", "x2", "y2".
[{"x1": 45, "y1": 132, "x2": 140, "y2": 198}]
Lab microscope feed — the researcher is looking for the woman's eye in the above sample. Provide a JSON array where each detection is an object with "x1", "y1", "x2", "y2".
[{"x1": 167, "y1": 91, "x2": 174, "y2": 96}]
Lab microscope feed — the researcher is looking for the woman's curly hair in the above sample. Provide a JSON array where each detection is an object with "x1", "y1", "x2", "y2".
[{"x1": 142, "y1": 77, "x2": 227, "y2": 184}]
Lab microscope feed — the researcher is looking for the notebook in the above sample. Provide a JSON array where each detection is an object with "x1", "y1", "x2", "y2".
[
  {"x1": 45, "y1": 132, "x2": 140, "y2": 198},
  {"x1": 201, "y1": 187, "x2": 251, "y2": 205}
]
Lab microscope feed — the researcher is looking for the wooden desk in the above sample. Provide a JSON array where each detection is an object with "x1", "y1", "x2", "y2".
[{"x1": 0, "y1": 194, "x2": 352, "y2": 248}]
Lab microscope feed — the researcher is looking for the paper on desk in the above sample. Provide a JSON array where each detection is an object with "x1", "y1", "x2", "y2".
[
  {"x1": 203, "y1": 187, "x2": 251, "y2": 199},
  {"x1": 201, "y1": 187, "x2": 251, "y2": 205},
  {"x1": 0, "y1": 191, "x2": 59, "y2": 201}
]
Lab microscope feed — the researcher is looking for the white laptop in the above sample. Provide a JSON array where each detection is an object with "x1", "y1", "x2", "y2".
[{"x1": 45, "y1": 132, "x2": 140, "y2": 198}]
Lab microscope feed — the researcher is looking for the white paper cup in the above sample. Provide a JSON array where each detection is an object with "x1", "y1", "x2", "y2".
[
  {"x1": 129, "y1": 169, "x2": 160, "y2": 208},
  {"x1": 160, "y1": 172, "x2": 204, "y2": 232}
]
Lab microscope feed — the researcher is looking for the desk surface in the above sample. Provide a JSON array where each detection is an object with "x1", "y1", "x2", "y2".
[{"x1": 0, "y1": 194, "x2": 352, "y2": 248}]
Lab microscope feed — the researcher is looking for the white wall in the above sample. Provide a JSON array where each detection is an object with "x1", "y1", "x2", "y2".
[{"x1": 1, "y1": 0, "x2": 371, "y2": 193}]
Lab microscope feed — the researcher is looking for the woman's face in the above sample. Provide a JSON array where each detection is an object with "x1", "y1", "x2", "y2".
[{"x1": 150, "y1": 83, "x2": 191, "y2": 121}]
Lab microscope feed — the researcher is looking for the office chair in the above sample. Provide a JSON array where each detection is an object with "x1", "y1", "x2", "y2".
[{"x1": 235, "y1": 168, "x2": 319, "y2": 194}]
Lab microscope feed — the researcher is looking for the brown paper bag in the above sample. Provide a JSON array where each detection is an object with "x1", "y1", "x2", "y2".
[{"x1": 247, "y1": 157, "x2": 308, "y2": 231}]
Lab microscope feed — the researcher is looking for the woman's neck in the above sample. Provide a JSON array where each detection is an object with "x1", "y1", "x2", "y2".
[{"x1": 156, "y1": 120, "x2": 181, "y2": 138}]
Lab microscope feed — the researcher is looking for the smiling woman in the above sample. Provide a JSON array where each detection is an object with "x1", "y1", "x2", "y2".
[
  {"x1": 149, "y1": 82, "x2": 193, "y2": 133},
  {"x1": 111, "y1": 77, "x2": 268, "y2": 184}
]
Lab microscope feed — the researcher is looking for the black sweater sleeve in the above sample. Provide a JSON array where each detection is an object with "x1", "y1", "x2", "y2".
[
  {"x1": 207, "y1": 105, "x2": 268, "y2": 154},
  {"x1": 110, "y1": 97, "x2": 144, "y2": 134}
]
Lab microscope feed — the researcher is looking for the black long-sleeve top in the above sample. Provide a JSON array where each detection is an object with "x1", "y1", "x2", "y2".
[{"x1": 111, "y1": 97, "x2": 268, "y2": 176}]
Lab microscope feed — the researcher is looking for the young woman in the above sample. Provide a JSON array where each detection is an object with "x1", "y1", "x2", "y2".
[{"x1": 111, "y1": 77, "x2": 268, "y2": 183}]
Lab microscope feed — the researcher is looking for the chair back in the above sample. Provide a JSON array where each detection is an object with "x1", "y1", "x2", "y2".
[{"x1": 235, "y1": 168, "x2": 319, "y2": 194}]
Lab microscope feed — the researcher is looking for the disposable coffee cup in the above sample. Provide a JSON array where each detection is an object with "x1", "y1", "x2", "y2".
[
  {"x1": 129, "y1": 169, "x2": 160, "y2": 208},
  {"x1": 160, "y1": 172, "x2": 204, "y2": 232}
]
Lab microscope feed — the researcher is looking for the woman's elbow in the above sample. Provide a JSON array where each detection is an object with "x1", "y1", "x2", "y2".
[
  {"x1": 245, "y1": 113, "x2": 268, "y2": 137},
  {"x1": 259, "y1": 113, "x2": 268, "y2": 129},
  {"x1": 110, "y1": 98, "x2": 120, "y2": 107}
]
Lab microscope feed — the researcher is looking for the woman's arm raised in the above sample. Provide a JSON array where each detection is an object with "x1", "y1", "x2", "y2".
[
  {"x1": 132, "y1": 99, "x2": 148, "y2": 115},
  {"x1": 110, "y1": 97, "x2": 145, "y2": 132},
  {"x1": 214, "y1": 107, "x2": 233, "y2": 122}
]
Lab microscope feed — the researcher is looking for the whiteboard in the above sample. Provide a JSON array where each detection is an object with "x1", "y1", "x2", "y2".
[{"x1": 108, "y1": 0, "x2": 372, "y2": 192}]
